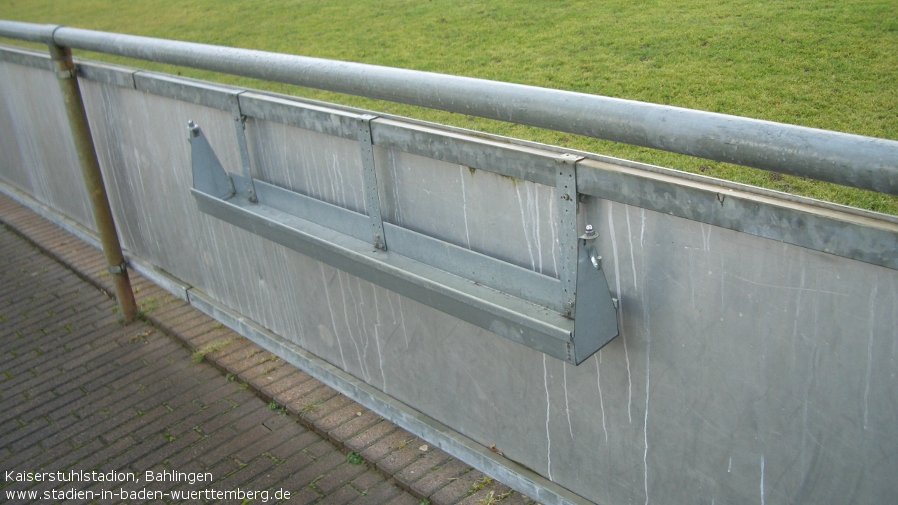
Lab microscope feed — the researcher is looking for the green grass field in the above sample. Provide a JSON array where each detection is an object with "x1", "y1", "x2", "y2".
[{"x1": 2, "y1": 0, "x2": 897, "y2": 213}]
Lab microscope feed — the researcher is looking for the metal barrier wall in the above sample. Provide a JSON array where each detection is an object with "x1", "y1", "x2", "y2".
[{"x1": 1, "y1": 23, "x2": 897, "y2": 505}]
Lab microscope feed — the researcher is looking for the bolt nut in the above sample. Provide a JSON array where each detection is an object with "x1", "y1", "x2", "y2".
[
  {"x1": 187, "y1": 120, "x2": 199, "y2": 137},
  {"x1": 561, "y1": 194, "x2": 570, "y2": 201}
]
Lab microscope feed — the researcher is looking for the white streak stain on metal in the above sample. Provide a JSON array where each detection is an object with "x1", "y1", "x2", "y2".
[
  {"x1": 701, "y1": 223, "x2": 712, "y2": 252},
  {"x1": 459, "y1": 165, "x2": 471, "y2": 248},
  {"x1": 389, "y1": 151, "x2": 404, "y2": 226},
  {"x1": 724, "y1": 272, "x2": 852, "y2": 297},
  {"x1": 397, "y1": 294, "x2": 410, "y2": 348},
  {"x1": 792, "y1": 258, "x2": 805, "y2": 375},
  {"x1": 549, "y1": 189, "x2": 558, "y2": 277},
  {"x1": 515, "y1": 184, "x2": 536, "y2": 271},
  {"x1": 595, "y1": 353, "x2": 607, "y2": 442},
  {"x1": 864, "y1": 283, "x2": 877, "y2": 430},
  {"x1": 801, "y1": 292, "x2": 819, "y2": 473},
  {"x1": 337, "y1": 271, "x2": 370, "y2": 381},
  {"x1": 352, "y1": 277, "x2": 373, "y2": 383},
  {"x1": 543, "y1": 353, "x2": 553, "y2": 481},
  {"x1": 728, "y1": 457, "x2": 732, "y2": 473},
  {"x1": 641, "y1": 230, "x2": 652, "y2": 505},
  {"x1": 534, "y1": 184, "x2": 543, "y2": 274},
  {"x1": 319, "y1": 262, "x2": 348, "y2": 370},
  {"x1": 562, "y1": 362, "x2": 574, "y2": 440},
  {"x1": 607, "y1": 203, "x2": 632, "y2": 423},
  {"x1": 626, "y1": 207, "x2": 638, "y2": 296},
  {"x1": 371, "y1": 286, "x2": 388, "y2": 392},
  {"x1": 760, "y1": 455, "x2": 766, "y2": 505}
]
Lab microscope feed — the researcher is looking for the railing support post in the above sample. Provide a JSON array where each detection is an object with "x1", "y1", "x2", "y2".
[{"x1": 47, "y1": 41, "x2": 138, "y2": 322}]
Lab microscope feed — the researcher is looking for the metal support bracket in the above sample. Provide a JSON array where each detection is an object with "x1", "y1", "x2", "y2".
[
  {"x1": 572, "y1": 225, "x2": 619, "y2": 363},
  {"x1": 55, "y1": 67, "x2": 77, "y2": 80},
  {"x1": 107, "y1": 261, "x2": 129, "y2": 275},
  {"x1": 556, "y1": 154, "x2": 582, "y2": 318},
  {"x1": 358, "y1": 115, "x2": 387, "y2": 250},
  {"x1": 188, "y1": 121, "x2": 235, "y2": 200},
  {"x1": 189, "y1": 125, "x2": 619, "y2": 364},
  {"x1": 230, "y1": 92, "x2": 258, "y2": 203}
]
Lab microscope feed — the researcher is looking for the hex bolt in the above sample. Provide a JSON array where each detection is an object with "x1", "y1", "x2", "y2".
[
  {"x1": 187, "y1": 120, "x2": 199, "y2": 137},
  {"x1": 585, "y1": 224, "x2": 594, "y2": 234},
  {"x1": 561, "y1": 194, "x2": 570, "y2": 201}
]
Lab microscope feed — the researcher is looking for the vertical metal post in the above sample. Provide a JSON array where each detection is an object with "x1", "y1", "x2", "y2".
[
  {"x1": 556, "y1": 153, "x2": 583, "y2": 318},
  {"x1": 358, "y1": 115, "x2": 387, "y2": 250},
  {"x1": 48, "y1": 41, "x2": 138, "y2": 322}
]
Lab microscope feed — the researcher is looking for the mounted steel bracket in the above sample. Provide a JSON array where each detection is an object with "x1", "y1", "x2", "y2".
[
  {"x1": 188, "y1": 122, "x2": 618, "y2": 364},
  {"x1": 189, "y1": 120, "x2": 234, "y2": 200}
]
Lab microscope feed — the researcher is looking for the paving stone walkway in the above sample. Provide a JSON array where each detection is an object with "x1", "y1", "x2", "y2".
[{"x1": 0, "y1": 192, "x2": 532, "y2": 505}]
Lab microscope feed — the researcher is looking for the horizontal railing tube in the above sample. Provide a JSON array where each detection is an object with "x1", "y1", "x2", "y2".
[{"x1": 1, "y1": 20, "x2": 898, "y2": 195}]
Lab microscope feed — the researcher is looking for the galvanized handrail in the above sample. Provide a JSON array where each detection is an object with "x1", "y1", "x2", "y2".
[{"x1": 1, "y1": 19, "x2": 897, "y2": 195}]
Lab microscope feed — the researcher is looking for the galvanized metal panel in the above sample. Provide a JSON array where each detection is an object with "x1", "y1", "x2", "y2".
[
  {"x1": 79, "y1": 78, "x2": 241, "y2": 281},
  {"x1": 577, "y1": 157, "x2": 898, "y2": 270},
  {"x1": 246, "y1": 117, "x2": 367, "y2": 214},
  {"x1": 371, "y1": 118, "x2": 557, "y2": 186},
  {"x1": 238, "y1": 91, "x2": 360, "y2": 140},
  {"x1": 134, "y1": 71, "x2": 242, "y2": 111},
  {"x1": 76, "y1": 60, "x2": 136, "y2": 89},
  {"x1": 4, "y1": 54, "x2": 895, "y2": 504},
  {"x1": 0, "y1": 43, "x2": 51, "y2": 70},
  {"x1": 374, "y1": 146, "x2": 561, "y2": 279},
  {"x1": 0, "y1": 60, "x2": 95, "y2": 231}
]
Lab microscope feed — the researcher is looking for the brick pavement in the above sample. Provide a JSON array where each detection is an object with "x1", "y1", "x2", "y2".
[{"x1": 0, "y1": 192, "x2": 534, "y2": 505}]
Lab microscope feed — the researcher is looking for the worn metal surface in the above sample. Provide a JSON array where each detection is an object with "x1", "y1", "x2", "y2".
[
  {"x1": 185, "y1": 286, "x2": 590, "y2": 505},
  {"x1": 0, "y1": 57, "x2": 95, "y2": 232},
  {"x1": 2, "y1": 53, "x2": 897, "y2": 505},
  {"x1": 3, "y1": 21, "x2": 898, "y2": 193}
]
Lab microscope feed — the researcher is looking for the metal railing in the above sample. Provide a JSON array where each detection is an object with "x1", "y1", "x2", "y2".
[{"x1": 1, "y1": 20, "x2": 897, "y2": 195}]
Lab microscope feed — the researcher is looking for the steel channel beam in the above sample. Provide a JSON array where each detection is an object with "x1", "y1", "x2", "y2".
[
  {"x1": 249, "y1": 176, "x2": 562, "y2": 311},
  {"x1": 191, "y1": 188, "x2": 576, "y2": 361},
  {"x1": 1, "y1": 21, "x2": 895, "y2": 194}
]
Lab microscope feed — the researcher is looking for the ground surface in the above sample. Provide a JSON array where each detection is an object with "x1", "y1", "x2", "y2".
[
  {"x1": 0, "y1": 193, "x2": 530, "y2": 505},
  {"x1": 0, "y1": 0, "x2": 896, "y2": 213}
]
